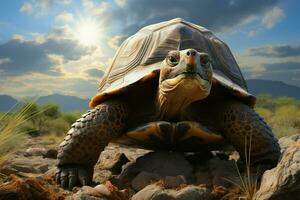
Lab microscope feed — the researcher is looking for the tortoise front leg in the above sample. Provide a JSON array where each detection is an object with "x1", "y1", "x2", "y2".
[
  {"x1": 56, "y1": 101, "x2": 128, "y2": 189},
  {"x1": 218, "y1": 101, "x2": 280, "y2": 168}
]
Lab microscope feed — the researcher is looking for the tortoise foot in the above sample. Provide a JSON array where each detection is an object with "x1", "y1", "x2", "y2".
[{"x1": 56, "y1": 164, "x2": 93, "y2": 190}]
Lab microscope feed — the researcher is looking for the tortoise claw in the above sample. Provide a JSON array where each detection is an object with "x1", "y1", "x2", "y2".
[{"x1": 56, "y1": 165, "x2": 93, "y2": 190}]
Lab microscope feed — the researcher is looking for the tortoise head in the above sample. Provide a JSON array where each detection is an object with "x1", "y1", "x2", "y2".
[{"x1": 157, "y1": 49, "x2": 213, "y2": 119}]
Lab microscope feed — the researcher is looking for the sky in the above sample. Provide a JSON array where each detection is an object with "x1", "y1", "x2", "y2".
[{"x1": 0, "y1": 0, "x2": 299, "y2": 99}]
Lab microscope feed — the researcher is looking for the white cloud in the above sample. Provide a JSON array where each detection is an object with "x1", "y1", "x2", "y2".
[
  {"x1": 20, "y1": 0, "x2": 50, "y2": 15},
  {"x1": 247, "y1": 30, "x2": 258, "y2": 37},
  {"x1": 20, "y1": 2, "x2": 33, "y2": 14},
  {"x1": 0, "y1": 21, "x2": 112, "y2": 99},
  {"x1": 92, "y1": 1, "x2": 111, "y2": 16},
  {"x1": 107, "y1": 35, "x2": 127, "y2": 49},
  {"x1": 12, "y1": 34, "x2": 25, "y2": 41},
  {"x1": 20, "y1": 0, "x2": 72, "y2": 16},
  {"x1": 47, "y1": 53, "x2": 65, "y2": 65},
  {"x1": 31, "y1": 32, "x2": 47, "y2": 44},
  {"x1": 236, "y1": 44, "x2": 300, "y2": 87},
  {"x1": 0, "y1": 58, "x2": 11, "y2": 65},
  {"x1": 262, "y1": 6, "x2": 284, "y2": 28},
  {"x1": 82, "y1": 0, "x2": 94, "y2": 9},
  {"x1": 115, "y1": 0, "x2": 128, "y2": 7},
  {"x1": 55, "y1": 12, "x2": 74, "y2": 23},
  {"x1": 60, "y1": 0, "x2": 72, "y2": 4}
]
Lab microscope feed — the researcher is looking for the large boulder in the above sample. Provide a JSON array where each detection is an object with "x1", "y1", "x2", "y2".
[{"x1": 254, "y1": 134, "x2": 300, "y2": 200}]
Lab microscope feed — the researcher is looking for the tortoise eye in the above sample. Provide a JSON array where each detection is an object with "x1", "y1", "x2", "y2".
[
  {"x1": 200, "y1": 54, "x2": 211, "y2": 67},
  {"x1": 166, "y1": 51, "x2": 180, "y2": 67}
]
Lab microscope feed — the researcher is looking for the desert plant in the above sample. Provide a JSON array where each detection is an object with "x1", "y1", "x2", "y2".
[
  {"x1": 224, "y1": 134, "x2": 259, "y2": 200},
  {"x1": 16, "y1": 101, "x2": 62, "y2": 134},
  {"x1": 61, "y1": 111, "x2": 82, "y2": 125},
  {"x1": 255, "y1": 95, "x2": 300, "y2": 138},
  {"x1": 0, "y1": 101, "x2": 40, "y2": 166},
  {"x1": 44, "y1": 117, "x2": 70, "y2": 135}
]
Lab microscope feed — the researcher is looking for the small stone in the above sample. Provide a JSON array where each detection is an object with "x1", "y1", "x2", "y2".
[
  {"x1": 131, "y1": 184, "x2": 163, "y2": 200},
  {"x1": 131, "y1": 171, "x2": 160, "y2": 191},
  {"x1": 81, "y1": 186, "x2": 104, "y2": 197},
  {"x1": 132, "y1": 184, "x2": 213, "y2": 200},
  {"x1": 94, "y1": 184, "x2": 111, "y2": 196},
  {"x1": 195, "y1": 171, "x2": 212, "y2": 187},
  {"x1": 164, "y1": 175, "x2": 187, "y2": 188},
  {"x1": 37, "y1": 164, "x2": 49, "y2": 173},
  {"x1": 43, "y1": 149, "x2": 58, "y2": 159},
  {"x1": 24, "y1": 147, "x2": 47, "y2": 157},
  {"x1": 209, "y1": 158, "x2": 236, "y2": 188}
]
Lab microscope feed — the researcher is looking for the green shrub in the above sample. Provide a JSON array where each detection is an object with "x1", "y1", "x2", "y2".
[
  {"x1": 62, "y1": 112, "x2": 82, "y2": 125},
  {"x1": 0, "y1": 101, "x2": 39, "y2": 165},
  {"x1": 44, "y1": 118, "x2": 70, "y2": 136},
  {"x1": 255, "y1": 95, "x2": 300, "y2": 138}
]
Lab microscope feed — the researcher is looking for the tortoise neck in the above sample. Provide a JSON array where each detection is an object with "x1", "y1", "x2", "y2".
[{"x1": 155, "y1": 86, "x2": 188, "y2": 120}]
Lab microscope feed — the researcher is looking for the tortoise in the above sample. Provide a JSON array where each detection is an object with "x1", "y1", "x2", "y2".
[{"x1": 56, "y1": 18, "x2": 280, "y2": 189}]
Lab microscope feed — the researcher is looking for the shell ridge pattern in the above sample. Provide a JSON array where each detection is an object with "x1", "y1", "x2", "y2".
[
  {"x1": 107, "y1": 34, "x2": 153, "y2": 85},
  {"x1": 90, "y1": 18, "x2": 254, "y2": 108}
]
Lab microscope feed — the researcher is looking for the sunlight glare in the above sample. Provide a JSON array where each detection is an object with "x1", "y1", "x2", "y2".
[{"x1": 75, "y1": 19, "x2": 100, "y2": 46}]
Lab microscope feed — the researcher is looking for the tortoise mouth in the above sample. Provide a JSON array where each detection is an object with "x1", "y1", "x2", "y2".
[
  {"x1": 176, "y1": 72, "x2": 209, "y2": 82},
  {"x1": 160, "y1": 73, "x2": 211, "y2": 92}
]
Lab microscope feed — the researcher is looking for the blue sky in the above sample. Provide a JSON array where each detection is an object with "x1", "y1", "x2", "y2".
[{"x1": 0, "y1": 0, "x2": 299, "y2": 99}]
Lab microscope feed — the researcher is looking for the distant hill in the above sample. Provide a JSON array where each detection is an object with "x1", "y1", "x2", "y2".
[
  {"x1": 247, "y1": 79, "x2": 300, "y2": 99},
  {"x1": 0, "y1": 94, "x2": 89, "y2": 112},
  {"x1": 0, "y1": 95, "x2": 19, "y2": 112},
  {"x1": 36, "y1": 94, "x2": 89, "y2": 112},
  {"x1": 1, "y1": 79, "x2": 300, "y2": 112}
]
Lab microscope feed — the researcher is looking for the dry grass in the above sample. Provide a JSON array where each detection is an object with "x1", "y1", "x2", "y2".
[
  {"x1": 255, "y1": 95, "x2": 300, "y2": 138},
  {"x1": 0, "y1": 101, "x2": 41, "y2": 166},
  {"x1": 224, "y1": 135, "x2": 259, "y2": 200},
  {"x1": 39, "y1": 133, "x2": 65, "y2": 148}
]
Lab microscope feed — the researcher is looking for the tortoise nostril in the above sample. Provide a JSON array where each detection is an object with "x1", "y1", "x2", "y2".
[{"x1": 187, "y1": 50, "x2": 196, "y2": 57}]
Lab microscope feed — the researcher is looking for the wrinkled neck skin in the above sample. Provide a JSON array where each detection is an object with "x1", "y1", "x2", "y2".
[{"x1": 156, "y1": 77, "x2": 211, "y2": 121}]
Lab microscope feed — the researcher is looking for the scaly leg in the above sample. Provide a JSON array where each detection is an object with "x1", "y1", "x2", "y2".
[
  {"x1": 218, "y1": 101, "x2": 280, "y2": 169},
  {"x1": 56, "y1": 101, "x2": 128, "y2": 189}
]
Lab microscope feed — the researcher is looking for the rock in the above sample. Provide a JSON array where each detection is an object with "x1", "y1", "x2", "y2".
[
  {"x1": 195, "y1": 170, "x2": 212, "y2": 187},
  {"x1": 131, "y1": 171, "x2": 160, "y2": 191},
  {"x1": 97, "y1": 152, "x2": 129, "y2": 173},
  {"x1": 24, "y1": 147, "x2": 58, "y2": 159},
  {"x1": 132, "y1": 184, "x2": 213, "y2": 200},
  {"x1": 71, "y1": 181, "x2": 129, "y2": 200},
  {"x1": 208, "y1": 158, "x2": 236, "y2": 188},
  {"x1": 43, "y1": 149, "x2": 58, "y2": 159},
  {"x1": 24, "y1": 147, "x2": 47, "y2": 157},
  {"x1": 70, "y1": 192, "x2": 108, "y2": 200},
  {"x1": 71, "y1": 186, "x2": 108, "y2": 200},
  {"x1": 254, "y1": 134, "x2": 300, "y2": 200},
  {"x1": 94, "y1": 143, "x2": 149, "y2": 183},
  {"x1": 164, "y1": 175, "x2": 187, "y2": 188},
  {"x1": 0, "y1": 155, "x2": 57, "y2": 177},
  {"x1": 94, "y1": 184, "x2": 111, "y2": 196},
  {"x1": 193, "y1": 157, "x2": 236, "y2": 189},
  {"x1": 118, "y1": 151, "x2": 193, "y2": 185},
  {"x1": 0, "y1": 175, "x2": 66, "y2": 200},
  {"x1": 93, "y1": 170, "x2": 114, "y2": 185}
]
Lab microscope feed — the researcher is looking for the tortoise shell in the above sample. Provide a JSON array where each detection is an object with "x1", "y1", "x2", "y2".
[{"x1": 90, "y1": 18, "x2": 255, "y2": 108}]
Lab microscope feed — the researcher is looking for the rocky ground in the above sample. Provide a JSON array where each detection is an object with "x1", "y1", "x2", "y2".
[{"x1": 0, "y1": 134, "x2": 299, "y2": 200}]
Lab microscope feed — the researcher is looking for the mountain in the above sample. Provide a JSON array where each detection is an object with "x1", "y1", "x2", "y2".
[
  {"x1": 36, "y1": 94, "x2": 90, "y2": 112},
  {"x1": 1, "y1": 80, "x2": 300, "y2": 112},
  {"x1": 0, "y1": 95, "x2": 19, "y2": 112},
  {"x1": 0, "y1": 94, "x2": 89, "y2": 112},
  {"x1": 246, "y1": 79, "x2": 300, "y2": 99}
]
